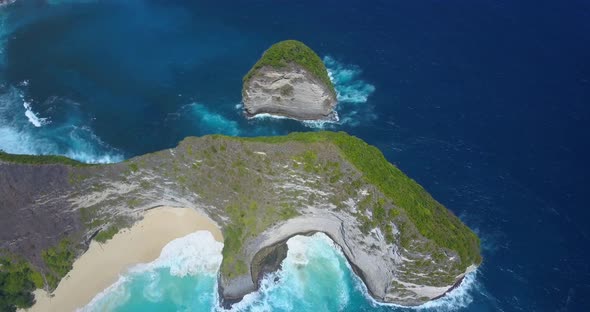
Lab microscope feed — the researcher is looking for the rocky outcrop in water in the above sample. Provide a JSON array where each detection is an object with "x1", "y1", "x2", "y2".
[{"x1": 242, "y1": 40, "x2": 337, "y2": 121}]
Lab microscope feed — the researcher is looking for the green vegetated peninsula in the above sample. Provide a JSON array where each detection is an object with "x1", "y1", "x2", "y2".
[
  {"x1": 242, "y1": 40, "x2": 338, "y2": 121},
  {"x1": 0, "y1": 132, "x2": 481, "y2": 311}
]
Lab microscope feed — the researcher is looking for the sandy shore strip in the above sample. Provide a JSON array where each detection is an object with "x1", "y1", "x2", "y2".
[{"x1": 24, "y1": 206, "x2": 223, "y2": 312}]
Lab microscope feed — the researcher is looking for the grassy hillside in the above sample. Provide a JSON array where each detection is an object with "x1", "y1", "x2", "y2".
[
  {"x1": 243, "y1": 40, "x2": 336, "y2": 96},
  {"x1": 235, "y1": 132, "x2": 482, "y2": 266}
]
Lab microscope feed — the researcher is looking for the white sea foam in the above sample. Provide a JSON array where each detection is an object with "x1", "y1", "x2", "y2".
[
  {"x1": 225, "y1": 233, "x2": 350, "y2": 312},
  {"x1": 82, "y1": 231, "x2": 223, "y2": 311},
  {"x1": 247, "y1": 112, "x2": 289, "y2": 120},
  {"x1": 23, "y1": 100, "x2": 50, "y2": 127},
  {"x1": 324, "y1": 56, "x2": 378, "y2": 127},
  {"x1": 132, "y1": 231, "x2": 223, "y2": 277},
  {"x1": 233, "y1": 232, "x2": 479, "y2": 312},
  {"x1": 247, "y1": 111, "x2": 339, "y2": 130},
  {"x1": 77, "y1": 276, "x2": 131, "y2": 312},
  {"x1": 324, "y1": 56, "x2": 376, "y2": 104},
  {"x1": 0, "y1": 87, "x2": 123, "y2": 163}
]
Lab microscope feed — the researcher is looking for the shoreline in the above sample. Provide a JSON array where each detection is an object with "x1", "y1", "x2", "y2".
[
  {"x1": 245, "y1": 111, "x2": 340, "y2": 125},
  {"x1": 24, "y1": 206, "x2": 223, "y2": 312}
]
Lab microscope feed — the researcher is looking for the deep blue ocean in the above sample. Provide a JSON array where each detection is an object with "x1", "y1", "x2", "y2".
[{"x1": 1, "y1": 1, "x2": 589, "y2": 311}]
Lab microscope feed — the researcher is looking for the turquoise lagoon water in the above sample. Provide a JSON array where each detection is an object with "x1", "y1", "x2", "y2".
[{"x1": 81, "y1": 232, "x2": 478, "y2": 312}]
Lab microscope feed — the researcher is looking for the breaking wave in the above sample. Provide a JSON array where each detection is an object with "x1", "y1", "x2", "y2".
[
  {"x1": 79, "y1": 231, "x2": 479, "y2": 311},
  {"x1": 323, "y1": 56, "x2": 378, "y2": 128},
  {"x1": 225, "y1": 233, "x2": 351, "y2": 312},
  {"x1": 324, "y1": 56, "x2": 376, "y2": 104},
  {"x1": 82, "y1": 231, "x2": 223, "y2": 312},
  {"x1": 0, "y1": 86, "x2": 123, "y2": 163},
  {"x1": 228, "y1": 233, "x2": 479, "y2": 312}
]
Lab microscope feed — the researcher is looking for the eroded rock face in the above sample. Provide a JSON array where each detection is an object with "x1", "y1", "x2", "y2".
[
  {"x1": 0, "y1": 134, "x2": 480, "y2": 308},
  {"x1": 219, "y1": 212, "x2": 475, "y2": 307},
  {"x1": 242, "y1": 64, "x2": 337, "y2": 121}
]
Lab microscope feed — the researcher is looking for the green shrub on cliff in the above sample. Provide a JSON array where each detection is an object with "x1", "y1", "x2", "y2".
[
  {"x1": 41, "y1": 239, "x2": 76, "y2": 289},
  {"x1": 94, "y1": 225, "x2": 120, "y2": 243},
  {"x1": 236, "y1": 132, "x2": 482, "y2": 267},
  {"x1": 0, "y1": 256, "x2": 42, "y2": 312},
  {"x1": 243, "y1": 40, "x2": 336, "y2": 97}
]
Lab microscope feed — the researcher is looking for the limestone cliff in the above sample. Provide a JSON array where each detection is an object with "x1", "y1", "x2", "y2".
[
  {"x1": 242, "y1": 40, "x2": 337, "y2": 121},
  {"x1": 0, "y1": 132, "x2": 481, "y2": 309}
]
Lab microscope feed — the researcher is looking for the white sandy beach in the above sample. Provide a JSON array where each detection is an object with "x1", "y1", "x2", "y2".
[{"x1": 24, "y1": 206, "x2": 223, "y2": 312}]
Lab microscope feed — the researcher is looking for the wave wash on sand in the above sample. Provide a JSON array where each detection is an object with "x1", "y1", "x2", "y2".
[{"x1": 26, "y1": 207, "x2": 223, "y2": 312}]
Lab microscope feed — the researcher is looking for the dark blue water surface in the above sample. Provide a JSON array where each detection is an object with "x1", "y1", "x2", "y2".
[{"x1": 1, "y1": 1, "x2": 589, "y2": 311}]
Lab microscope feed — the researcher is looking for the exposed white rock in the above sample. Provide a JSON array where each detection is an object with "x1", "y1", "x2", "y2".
[
  {"x1": 243, "y1": 65, "x2": 337, "y2": 121},
  {"x1": 220, "y1": 207, "x2": 474, "y2": 306}
]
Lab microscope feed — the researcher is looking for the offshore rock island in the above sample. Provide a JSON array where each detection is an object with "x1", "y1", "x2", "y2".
[
  {"x1": 242, "y1": 40, "x2": 338, "y2": 121},
  {"x1": 0, "y1": 131, "x2": 481, "y2": 310}
]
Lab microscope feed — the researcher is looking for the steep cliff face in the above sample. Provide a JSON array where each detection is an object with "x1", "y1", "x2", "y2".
[
  {"x1": 0, "y1": 132, "x2": 481, "y2": 308},
  {"x1": 242, "y1": 40, "x2": 337, "y2": 121},
  {"x1": 243, "y1": 64, "x2": 337, "y2": 120}
]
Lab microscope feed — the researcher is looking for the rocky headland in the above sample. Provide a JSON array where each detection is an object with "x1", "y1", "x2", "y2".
[
  {"x1": 0, "y1": 132, "x2": 481, "y2": 311},
  {"x1": 242, "y1": 40, "x2": 338, "y2": 121}
]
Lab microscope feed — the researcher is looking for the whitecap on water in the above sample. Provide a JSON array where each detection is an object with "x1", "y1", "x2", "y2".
[
  {"x1": 324, "y1": 56, "x2": 378, "y2": 128},
  {"x1": 0, "y1": 86, "x2": 123, "y2": 163},
  {"x1": 23, "y1": 100, "x2": 50, "y2": 127},
  {"x1": 324, "y1": 56, "x2": 376, "y2": 104}
]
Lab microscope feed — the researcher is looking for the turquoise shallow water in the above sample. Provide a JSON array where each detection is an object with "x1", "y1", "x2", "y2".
[
  {"x1": 82, "y1": 231, "x2": 223, "y2": 312},
  {"x1": 81, "y1": 232, "x2": 478, "y2": 312}
]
